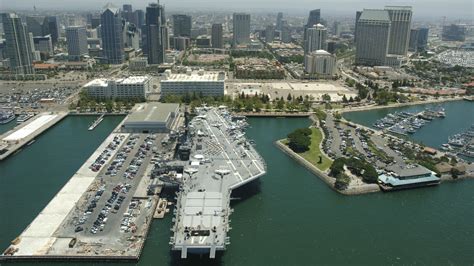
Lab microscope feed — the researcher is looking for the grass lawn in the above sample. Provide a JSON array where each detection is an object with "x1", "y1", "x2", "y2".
[{"x1": 299, "y1": 128, "x2": 333, "y2": 171}]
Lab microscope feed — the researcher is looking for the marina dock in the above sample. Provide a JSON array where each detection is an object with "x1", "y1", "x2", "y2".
[
  {"x1": 88, "y1": 114, "x2": 105, "y2": 131},
  {"x1": 0, "y1": 112, "x2": 68, "y2": 161}
]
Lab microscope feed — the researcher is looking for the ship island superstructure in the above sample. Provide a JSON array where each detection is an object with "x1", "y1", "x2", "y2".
[{"x1": 169, "y1": 106, "x2": 266, "y2": 258}]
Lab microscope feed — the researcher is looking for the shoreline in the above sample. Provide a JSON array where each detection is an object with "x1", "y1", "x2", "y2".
[
  {"x1": 274, "y1": 139, "x2": 381, "y2": 196},
  {"x1": 338, "y1": 96, "x2": 465, "y2": 114}
]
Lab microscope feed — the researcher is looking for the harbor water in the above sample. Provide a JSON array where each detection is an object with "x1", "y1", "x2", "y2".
[{"x1": 0, "y1": 105, "x2": 473, "y2": 265}]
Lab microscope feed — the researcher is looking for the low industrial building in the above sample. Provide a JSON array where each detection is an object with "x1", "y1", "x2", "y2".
[
  {"x1": 121, "y1": 102, "x2": 180, "y2": 133},
  {"x1": 84, "y1": 76, "x2": 151, "y2": 100},
  {"x1": 160, "y1": 69, "x2": 225, "y2": 97}
]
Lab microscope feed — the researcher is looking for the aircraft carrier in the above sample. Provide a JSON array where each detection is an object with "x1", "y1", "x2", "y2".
[{"x1": 168, "y1": 106, "x2": 266, "y2": 258}]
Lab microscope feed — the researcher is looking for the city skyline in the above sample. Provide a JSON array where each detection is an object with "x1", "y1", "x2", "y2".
[{"x1": 1, "y1": 0, "x2": 473, "y2": 19}]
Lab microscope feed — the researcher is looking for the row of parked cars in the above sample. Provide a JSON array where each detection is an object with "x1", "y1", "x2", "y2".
[
  {"x1": 120, "y1": 199, "x2": 142, "y2": 233},
  {"x1": 105, "y1": 134, "x2": 142, "y2": 176},
  {"x1": 90, "y1": 135, "x2": 125, "y2": 172},
  {"x1": 123, "y1": 135, "x2": 155, "y2": 179},
  {"x1": 74, "y1": 184, "x2": 106, "y2": 232}
]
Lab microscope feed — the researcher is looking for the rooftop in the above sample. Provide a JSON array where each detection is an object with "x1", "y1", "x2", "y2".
[
  {"x1": 386, "y1": 164, "x2": 433, "y2": 178},
  {"x1": 360, "y1": 9, "x2": 390, "y2": 22},
  {"x1": 125, "y1": 103, "x2": 179, "y2": 123},
  {"x1": 84, "y1": 76, "x2": 150, "y2": 88},
  {"x1": 162, "y1": 71, "x2": 225, "y2": 82}
]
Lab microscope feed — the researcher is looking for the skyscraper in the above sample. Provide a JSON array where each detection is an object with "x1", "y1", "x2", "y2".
[
  {"x1": 276, "y1": 12, "x2": 283, "y2": 31},
  {"x1": 442, "y1": 24, "x2": 466, "y2": 41},
  {"x1": 101, "y1": 3, "x2": 124, "y2": 64},
  {"x1": 233, "y1": 13, "x2": 250, "y2": 46},
  {"x1": 172, "y1": 14, "x2": 192, "y2": 37},
  {"x1": 66, "y1": 26, "x2": 88, "y2": 59},
  {"x1": 304, "y1": 50, "x2": 336, "y2": 78},
  {"x1": 265, "y1": 25, "x2": 275, "y2": 43},
  {"x1": 2, "y1": 13, "x2": 35, "y2": 75},
  {"x1": 42, "y1": 16, "x2": 59, "y2": 46},
  {"x1": 304, "y1": 9, "x2": 321, "y2": 50},
  {"x1": 355, "y1": 9, "x2": 391, "y2": 66},
  {"x1": 122, "y1": 4, "x2": 133, "y2": 23},
  {"x1": 354, "y1": 11, "x2": 362, "y2": 43},
  {"x1": 385, "y1": 6, "x2": 412, "y2": 56},
  {"x1": 306, "y1": 9, "x2": 321, "y2": 28},
  {"x1": 417, "y1": 27, "x2": 429, "y2": 51},
  {"x1": 145, "y1": 2, "x2": 165, "y2": 64},
  {"x1": 305, "y1": 24, "x2": 327, "y2": 54},
  {"x1": 123, "y1": 4, "x2": 132, "y2": 13},
  {"x1": 408, "y1": 28, "x2": 419, "y2": 52},
  {"x1": 211, "y1": 23, "x2": 223, "y2": 49},
  {"x1": 26, "y1": 16, "x2": 44, "y2": 36}
]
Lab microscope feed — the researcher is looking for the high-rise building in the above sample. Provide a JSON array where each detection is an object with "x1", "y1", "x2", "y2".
[
  {"x1": 33, "y1": 35, "x2": 53, "y2": 59},
  {"x1": 280, "y1": 25, "x2": 292, "y2": 43},
  {"x1": 304, "y1": 9, "x2": 321, "y2": 49},
  {"x1": 355, "y1": 9, "x2": 391, "y2": 66},
  {"x1": 442, "y1": 24, "x2": 466, "y2": 41},
  {"x1": 233, "y1": 13, "x2": 250, "y2": 46},
  {"x1": 304, "y1": 50, "x2": 336, "y2": 78},
  {"x1": 354, "y1": 11, "x2": 362, "y2": 43},
  {"x1": 101, "y1": 3, "x2": 124, "y2": 64},
  {"x1": 42, "y1": 16, "x2": 59, "y2": 46},
  {"x1": 26, "y1": 16, "x2": 44, "y2": 36},
  {"x1": 305, "y1": 24, "x2": 327, "y2": 54},
  {"x1": 385, "y1": 6, "x2": 412, "y2": 56},
  {"x1": 417, "y1": 27, "x2": 429, "y2": 51},
  {"x1": 2, "y1": 13, "x2": 35, "y2": 75},
  {"x1": 123, "y1": 4, "x2": 132, "y2": 13},
  {"x1": 211, "y1": 23, "x2": 223, "y2": 49},
  {"x1": 145, "y1": 2, "x2": 165, "y2": 64},
  {"x1": 124, "y1": 22, "x2": 140, "y2": 50},
  {"x1": 409, "y1": 28, "x2": 419, "y2": 52},
  {"x1": 265, "y1": 25, "x2": 275, "y2": 43},
  {"x1": 134, "y1": 10, "x2": 145, "y2": 27},
  {"x1": 122, "y1": 4, "x2": 133, "y2": 23},
  {"x1": 276, "y1": 12, "x2": 283, "y2": 30},
  {"x1": 66, "y1": 26, "x2": 88, "y2": 59},
  {"x1": 172, "y1": 14, "x2": 192, "y2": 37},
  {"x1": 306, "y1": 9, "x2": 321, "y2": 28}
]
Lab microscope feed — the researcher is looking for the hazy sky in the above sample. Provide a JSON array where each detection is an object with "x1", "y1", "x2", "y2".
[{"x1": 1, "y1": 0, "x2": 473, "y2": 19}]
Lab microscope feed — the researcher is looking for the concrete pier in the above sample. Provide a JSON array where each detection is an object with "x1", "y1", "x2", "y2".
[{"x1": 0, "y1": 112, "x2": 68, "y2": 161}]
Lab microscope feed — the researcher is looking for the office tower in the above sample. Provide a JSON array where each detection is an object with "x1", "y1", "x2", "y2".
[
  {"x1": 124, "y1": 22, "x2": 140, "y2": 50},
  {"x1": 305, "y1": 24, "x2": 327, "y2": 54},
  {"x1": 42, "y1": 16, "x2": 59, "y2": 46},
  {"x1": 122, "y1": 4, "x2": 133, "y2": 23},
  {"x1": 333, "y1": 21, "x2": 341, "y2": 36},
  {"x1": 173, "y1": 36, "x2": 190, "y2": 51},
  {"x1": 26, "y1": 16, "x2": 44, "y2": 36},
  {"x1": 442, "y1": 24, "x2": 466, "y2": 41},
  {"x1": 276, "y1": 12, "x2": 283, "y2": 30},
  {"x1": 409, "y1": 28, "x2": 419, "y2": 52},
  {"x1": 145, "y1": 2, "x2": 165, "y2": 64},
  {"x1": 385, "y1": 6, "x2": 412, "y2": 56},
  {"x1": 354, "y1": 11, "x2": 362, "y2": 43},
  {"x1": 123, "y1": 4, "x2": 132, "y2": 13},
  {"x1": 279, "y1": 20, "x2": 292, "y2": 43},
  {"x1": 66, "y1": 26, "x2": 88, "y2": 59},
  {"x1": 355, "y1": 9, "x2": 391, "y2": 66},
  {"x1": 306, "y1": 9, "x2": 321, "y2": 28},
  {"x1": 265, "y1": 25, "x2": 275, "y2": 43},
  {"x1": 91, "y1": 15, "x2": 101, "y2": 29},
  {"x1": 33, "y1": 35, "x2": 53, "y2": 59},
  {"x1": 101, "y1": 3, "x2": 124, "y2": 64},
  {"x1": 303, "y1": 9, "x2": 321, "y2": 49},
  {"x1": 211, "y1": 23, "x2": 223, "y2": 49},
  {"x1": 2, "y1": 13, "x2": 35, "y2": 75},
  {"x1": 304, "y1": 50, "x2": 336, "y2": 77},
  {"x1": 133, "y1": 10, "x2": 145, "y2": 27},
  {"x1": 417, "y1": 27, "x2": 428, "y2": 51},
  {"x1": 233, "y1": 13, "x2": 250, "y2": 46},
  {"x1": 173, "y1": 14, "x2": 192, "y2": 37}
]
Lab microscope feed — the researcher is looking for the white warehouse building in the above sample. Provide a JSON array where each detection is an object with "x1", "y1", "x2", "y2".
[
  {"x1": 160, "y1": 69, "x2": 225, "y2": 97},
  {"x1": 83, "y1": 76, "x2": 151, "y2": 100},
  {"x1": 304, "y1": 50, "x2": 336, "y2": 78}
]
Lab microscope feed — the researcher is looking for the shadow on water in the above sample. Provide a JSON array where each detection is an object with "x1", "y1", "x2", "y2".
[
  {"x1": 229, "y1": 178, "x2": 262, "y2": 207},
  {"x1": 169, "y1": 251, "x2": 223, "y2": 266}
]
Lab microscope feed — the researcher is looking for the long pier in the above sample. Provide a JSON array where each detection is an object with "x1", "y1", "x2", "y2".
[
  {"x1": 234, "y1": 111, "x2": 311, "y2": 117},
  {"x1": 0, "y1": 112, "x2": 68, "y2": 161}
]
